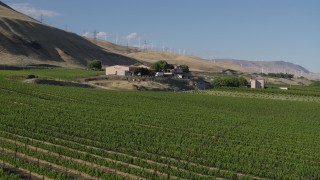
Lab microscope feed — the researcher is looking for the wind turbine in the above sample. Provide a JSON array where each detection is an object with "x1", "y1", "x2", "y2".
[
  {"x1": 115, "y1": 34, "x2": 119, "y2": 44},
  {"x1": 138, "y1": 37, "x2": 141, "y2": 49}
]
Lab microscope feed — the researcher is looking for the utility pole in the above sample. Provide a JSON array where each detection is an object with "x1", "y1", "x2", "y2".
[
  {"x1": 144, "y1": 40, "x2": 147, "y2": 51},
  {"x1": 40, "y1": 14, "x2": 43, "y2": 23},
  {"x1": 93, "y1": 30, "x2": 97, "y2": 41},
  {"x1": 138, "y1": 38, "x2": 141, "y2": 49}
]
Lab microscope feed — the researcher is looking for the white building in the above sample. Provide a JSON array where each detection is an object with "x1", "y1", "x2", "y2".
[
  {"x1": 250, "y1": 78, "x2": 265, "y2": 89},
  {"x1": 105, "y1": 65, "x2": 131, "y2": 76}
]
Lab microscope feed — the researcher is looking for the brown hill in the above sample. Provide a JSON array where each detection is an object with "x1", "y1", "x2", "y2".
[
  {"x1": 86, "y1": 38, "x2": 140, "y2": 55},
  {"x1": 0, "y1": 2, "x2": 137, "y2": 68},
  {"x1": 87, "y1": 39, "x2": 234, "y2": 72},
  {"x1": 91, "y1": 39, "x2": 308, "y2": 73},
  {"x1": 128, "y1": 51, "x2": 227, "y2": 71}
]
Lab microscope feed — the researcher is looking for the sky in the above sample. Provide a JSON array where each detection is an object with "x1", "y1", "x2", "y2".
[{"x1": 3, "y1": 0, "x2": 320, "y2": 72}]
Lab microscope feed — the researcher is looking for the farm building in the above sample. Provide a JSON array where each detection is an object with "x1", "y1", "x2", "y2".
[
  {"x1": 250, "y1": 77, "x2": 265, "y2": 89},
  {"x1": 105, "y1": 65, "x2": 150, "y2": 76},
  {"x1": 172, "y1": 65, "x2": 184, "y2": 74},
  {"x1": 105, "y1": 65, "x2": 132, "y2": 76},
  {"x1": 164, "y1": 65, "x2": 184, "y2": 76}
]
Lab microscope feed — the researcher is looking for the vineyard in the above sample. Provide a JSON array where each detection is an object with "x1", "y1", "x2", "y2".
[
  {"x1": 1, "y1": 69, "x2": 320, "y2": 179},
  {"x1": 185, "y1": 87, "x2": 320, "y2": 103}
]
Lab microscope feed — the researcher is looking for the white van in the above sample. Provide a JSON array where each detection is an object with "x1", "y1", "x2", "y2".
[{"x1": 155, "y1": 72, "x2": 164, "y2": 77}]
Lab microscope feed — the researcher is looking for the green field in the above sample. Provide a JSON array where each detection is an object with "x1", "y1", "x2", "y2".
[
  {"x1": 0, "y1": 68, "x2": 104, "y2": 81},
  {"x1": 1, "y1": 69, "x2": 320, "y2": 179}
]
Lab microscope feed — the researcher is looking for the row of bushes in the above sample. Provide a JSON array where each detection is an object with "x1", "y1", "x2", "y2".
[
  {"x1": 211, "y1": 77, "x2": 248, "y2": 88},
  {"x1": 268, "y1": 73, "x2": 294, "y2": 79}
]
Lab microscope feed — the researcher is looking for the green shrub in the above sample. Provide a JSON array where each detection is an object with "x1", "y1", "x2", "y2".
[
  {"x1": 211, "y1": 77, "x2": 248, "y2": 88},
  {"x1": 88, "y1": 60, "x2": 102, "y2": 70},
  {"x1": 134, "y1": 68, "x2": 149, "y2": 76},
  {"x1": 268, "y1": 73, "x2": 294, "y2": 79},
  {"x1": 180, "y1": 64, "x2": 190, "y2": 73},
  {"x1": 151, "y1": 60, "x2": 169, "y2": 72}
]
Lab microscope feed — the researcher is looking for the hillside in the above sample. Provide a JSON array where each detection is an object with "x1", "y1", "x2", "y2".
[
  {"x1": 128, "y1": 50, "x2": 309, "y2": 73},
  {"x1": 85, "y1": 38, "x2": 141, "y2": 55},
  {"x1": 0, "y1": 1, "x2": 137, "y2": 68},
  {"x1": 129, "y1": 51, "x2": 229, "y2": 71},
  {"x1": 91, "y1": 38, "x2": 309, "y2": 73}
]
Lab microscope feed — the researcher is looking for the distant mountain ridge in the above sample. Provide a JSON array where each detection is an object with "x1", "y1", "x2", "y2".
[{"x1": 213, "y1": 59, "x2": 309, "y2": 73}]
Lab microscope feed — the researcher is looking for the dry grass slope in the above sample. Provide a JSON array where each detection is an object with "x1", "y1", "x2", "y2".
[
  {"x1": 90, "y1": 39, "x2": 251, "y2": 72},
  {"x1": 0, "y1": 2, "x2": 137, "y2": 67}
]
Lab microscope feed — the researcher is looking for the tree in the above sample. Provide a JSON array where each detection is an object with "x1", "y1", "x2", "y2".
[
  {"x1": 134, "y1": 68, "x2": 149, "y2": 76},
  {"x1": 238, "y1": 77, "x2": 248, "y2": 86},
  {"x1": 88, "y1": 60, "x2": 102, "y2": 70},
  {"x1": 151, "y1": 60, "x2": 169, "y2": 72},
  {"x1": 268, "y1": 73, "x2": 294, "y2": 79},
  {"x1": 180, "y1": 64, "x2": 190, "y2": 73}
]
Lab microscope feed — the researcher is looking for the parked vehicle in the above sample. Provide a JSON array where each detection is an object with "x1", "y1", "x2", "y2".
[{"x1": 155, "y1": 72, "x2": 164, "y2": 77}]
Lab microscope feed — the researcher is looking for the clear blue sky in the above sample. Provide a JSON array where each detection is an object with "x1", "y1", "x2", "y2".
[{"x1": 3, "y1": 0, "x2": 320, "y2": 72}]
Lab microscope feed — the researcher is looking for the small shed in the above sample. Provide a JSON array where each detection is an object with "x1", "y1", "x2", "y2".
[{"x1": 250, "y1": 77, "x2": 265, "y2": 89}]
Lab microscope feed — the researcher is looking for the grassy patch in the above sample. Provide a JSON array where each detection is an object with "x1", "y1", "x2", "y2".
[{"x1": 0, "y1": 68, "x2": 104, "y2": 81}]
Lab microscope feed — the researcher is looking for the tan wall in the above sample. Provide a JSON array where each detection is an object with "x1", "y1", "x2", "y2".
[
  {"x1": 258, "y1": 80, "x2": 265, "y2": 88},
  {"x1": 105, "y1": 65, "x2": 129, "y2": 75},
  {"x1": 251, "y1": 79, "x2": 265, "y2": 88},
  {"x1": 251, "y1": 80, "x2": 256, "y2": 88}
]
